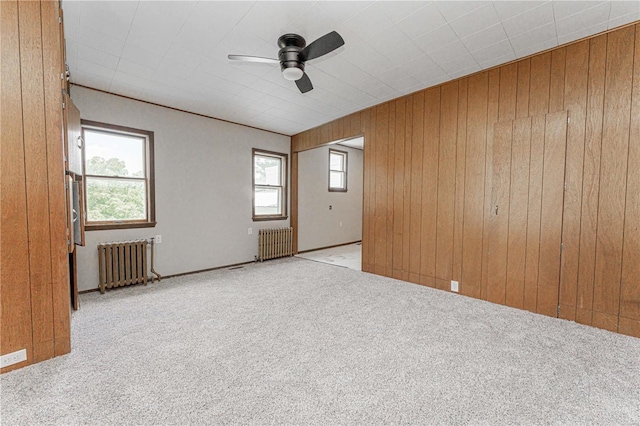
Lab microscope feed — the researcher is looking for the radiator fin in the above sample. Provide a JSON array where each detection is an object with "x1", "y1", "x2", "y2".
[{"x1": 258, "y1": 227, "x2": 293, "y2": 261}]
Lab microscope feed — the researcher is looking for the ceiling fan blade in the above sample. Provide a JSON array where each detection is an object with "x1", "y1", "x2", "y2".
[
  {"x1": 295, "y1": 72, "x2": 313, "y2": 93},
  {"x1": 227, "y1": 54, "x2": 279, "y2": 64},
  {"x1": 302, "y1": 31, "x2": 345, "y2": 61}
]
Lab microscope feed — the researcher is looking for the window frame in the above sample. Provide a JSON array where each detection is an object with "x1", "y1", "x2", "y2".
[
  {"x1": 252, "y1": 148, "x2": 288, "y2": 221},
  {"x1": 328, "y1": 148, "x2": 348, "y2": 192},
  {"x1": 81, "y1": 119, "x2": 156, "y2": 231}
]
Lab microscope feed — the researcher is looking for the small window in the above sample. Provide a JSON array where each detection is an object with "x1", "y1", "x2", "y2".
[
  {"x1": 329, "y1": 149, "x2": 347, "y2": 192},
  {"x1": 81, "y1": 120, "x2": 155, "y2": 230},
  {"x1": 253, "y1": 149, "x2": 288, "y2": 221}
]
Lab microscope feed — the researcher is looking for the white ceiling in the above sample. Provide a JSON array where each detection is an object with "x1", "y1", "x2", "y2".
[
  {"x1": 62, "y1": 1, "x2": 640, "y2": 136},
  {"x1": 336, "y1": 136, "x2": 365, "y2": 150}
]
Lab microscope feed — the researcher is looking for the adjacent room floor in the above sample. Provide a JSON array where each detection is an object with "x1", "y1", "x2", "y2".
[
  {"x1": 1, "y1": 257, "x2": 639, "y2": 425},
  {"x1": 295, "y1": 242, "x2": 362, "y2": 270}
]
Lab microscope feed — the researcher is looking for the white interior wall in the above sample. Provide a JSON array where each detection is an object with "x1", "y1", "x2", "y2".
[
  {"x1": 72, "y1": 86, "x2": 290, "y2": 291},
  {"x1": 298, "y1": 144, "x2": 363, "y2": 252}
]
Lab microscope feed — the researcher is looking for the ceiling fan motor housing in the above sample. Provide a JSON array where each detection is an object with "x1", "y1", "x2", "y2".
[{"x1": 278, "y1": 34, "x2": 306, "y2": 80}]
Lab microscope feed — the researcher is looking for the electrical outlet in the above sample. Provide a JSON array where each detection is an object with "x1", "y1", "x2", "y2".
[
  {"x1": 1, "y1": 349, "x2": 27, "y2": 368},
  {"x1": 155, "y1": 235, "x2": 162, "y2": 244},
  {"x1": 248, "y1": 228, "x2": 252, "y2": 235},
  {"x1": 451, "y1": 280, "x2": 459, "y2": 293}
]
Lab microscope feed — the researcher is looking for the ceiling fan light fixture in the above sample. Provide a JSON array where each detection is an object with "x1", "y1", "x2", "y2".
[{"x1": 282, "y1": 67, "x2": 304, "y2": 81}]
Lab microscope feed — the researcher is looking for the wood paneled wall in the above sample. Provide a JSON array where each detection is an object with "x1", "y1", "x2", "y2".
[
  {"x1": 1, "y1": 0, "x2": 71, "y2": 372},
  {"x1": 292, "y1": 23, "x2": 640, "y2": 338}
]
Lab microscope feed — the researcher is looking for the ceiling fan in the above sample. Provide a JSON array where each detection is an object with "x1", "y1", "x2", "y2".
[{"x1": 228, "y1": 31, "x2": 345, "y2": 94}]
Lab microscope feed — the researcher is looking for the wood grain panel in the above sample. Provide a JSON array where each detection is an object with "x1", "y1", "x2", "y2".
[
  {"x1": 524, "y1": 116, "x2": 546, "y2": 312},
  {"x1": 452, "y1": 79, "x2": 468, "y2": 283},
  {"x1": 392, "y1": 98, "x2": 406, "y2": 273},
  {"x1": 620, "y1": 25, "x2": 640, "y2": 322},
  {"x1": 505, "y1": 117, "x2": 532, "y2": 309},
  {"x1": 386, "y1": 102, "x2": 396, "y2": 276},
  {"x1": 420, "y1": 88, "x2": 440, "y2": 279},
  {"x1": 435, "y1": 82, "x2": 458, "y2": 280},
  {"x1": 361, "y1": 109, "x2": 373, "y2": 271},
  {"x1": 549, "y1": 48, "x2": 566, "y2": 112},
  {"x1": 499, "y1": 63, "x2": 518, "y2": 121},
  {"x1": 461, "y1": 72, "x2": 488, "y2": 297},
  {"x1": 402, "y1": 98, "x2": 413, "y2": 281},
  {"x1": 374, "y1": 103, "x2": 389, "y2": 274},
  {"x1": 0, "y1": 0, "x2": 33, "y2": 367},
  {"x1": 537, "y1": 111, "x2": 567, "y2": 317},
  {"x1": 487, "y1": 120, "x2": 512, "y2": 305},
  {"x1": 593, "y1": 26, "x2": 635, "y2": 331},
  {"x1": 481, "y1": 69, "x2": 500, "y2": 300},
  {"x1": 19, "y1": 0, "x2": 55, "y2": 361},
  {"x1": 291, "y1": 23, "x2": 640, "y2": 337},
  {"x1": 576, "y1": 34, "x2": 607, "y2": 325},
  {"x1": 41, "y1": 0, "x2": 70, "y2": 355},
  {"x1": 529, "y1": 52, "x2": 551, "y2": 116},
  {"x1": 516, "y1": 59, "x2": 531, "y2": 118},
  {"x1": 409, "y1": 92, "x2": 424, "y2": 283},
  {"x1": 558, "y1": 40, "x2": 590, "y2": 320}
]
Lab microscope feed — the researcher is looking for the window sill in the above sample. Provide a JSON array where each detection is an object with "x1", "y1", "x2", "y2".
[
  {"x1": 329, "y1": 188, "x2": 348, "y2": 192},
  {"x1": 252, "y1": 216, "x2": 289, "y2": 222},
  {"x1": 86, "y1": 221, "x2": 157, "y2": 231}
]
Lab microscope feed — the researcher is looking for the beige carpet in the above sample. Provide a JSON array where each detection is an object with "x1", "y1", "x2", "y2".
[{"x1": 1, "y1": 257, "x2": 639, "y2": 425}]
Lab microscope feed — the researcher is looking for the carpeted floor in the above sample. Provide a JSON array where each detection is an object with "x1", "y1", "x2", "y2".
[
  {"x1": 296, "y1": 243, "x2": 362, "y2": 270},
  {"x1": 1, "y1": 257, "x2": 639, "y2": 425}
]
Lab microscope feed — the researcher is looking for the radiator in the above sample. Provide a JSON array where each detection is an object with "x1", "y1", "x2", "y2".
[
  {"x1": 97, "y1": 239, "x2": 161, "y2": 294},
  {"x1": 258, "y1": 227, "x2": 293, "y2": 261}
]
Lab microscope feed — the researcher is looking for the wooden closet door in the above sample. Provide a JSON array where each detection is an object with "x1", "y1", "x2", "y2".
[
  {"x1": 537, "y1": 111, "x2": 568, "y2": 317},
  {"x1": 487, "y1": 121, "x2": 513, "y2": 305},
  {"x1": 487, "y1": 111, "x2": 567, "y2": 316}
]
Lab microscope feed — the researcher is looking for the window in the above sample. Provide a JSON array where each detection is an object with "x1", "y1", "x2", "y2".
[
  {"x1": 329, "y1": 149, "x2": 348, "y2": 192},
  {"x1": 253, "y1": 149, "x2": 287, "y2": 221},
  {"x1": 81, "y1": 120, "x2": 155, "y2": 230}
]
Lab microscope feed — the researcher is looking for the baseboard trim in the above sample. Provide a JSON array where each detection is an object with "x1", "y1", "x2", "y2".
[
  {"x1": 78, "y1": 260, "x2": 257, "y2": 294},
  {"x1": 297, "y1": 240, "x2": 362, "y2": 254}
]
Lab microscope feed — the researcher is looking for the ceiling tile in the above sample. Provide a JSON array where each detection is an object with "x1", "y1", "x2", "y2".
[
  {"x1": 492, "y1": 1, "x2": 548, "y2": 21},
  {"x1": 515, "y1": 37, "x2": 558, "y2": 58},
  {"x1": 414, "y1": 24, "x2": 460, "y2": 54},
  {"x1": 502, "y1": 2, "x2": 555, "y2": 37},
  {"x1": 120, "y1": 43, "x2": 162, "y2": 69},
  {"x1": 77, "y1": 25, "x2": 125, "y2": 57},
  {"x1": 553, "y1": 1, "x2": 607, "y2": 20},
  {"x1": 78, "y1": 0, "x2": 137, "y2": 41},
  {"x1": 397, "y1": 3, "x2": 447, "y2": 40},
  {"x1": 509, "y1": 21, "x2": 557, "y2": 53},
  {"x1": 556, "y1": 2, "x2": 612, "y2": 37},
  {"x1": 65, "y1": 0, "x2": 631, "y2": 136},
  {"x1": 471, "y1": 39, "x2": 515, "y2": 64},
  {"x1": 113, "y1": 65, "x2": 154, "y2": 86},
  {"x1": 610, "y1": 0, "x2": 640, "y2": 18},
  {"x1": 426, "y1": 40, "x2": 470, "y2": 64},
  {"x1": 435, "y1": 1, "x2": 491, "y2": 21},
  {"x1": 461, "y1": 23, "x2": 509, "y2": 53},
  {"x1": 343, "y1": 3, "x2": 396, "y2": 39},
  {"x1": 438, "y1": 54, "x2": 480, "y2": 75},
  {"x1": 448, "y1": 3, "x2": 501, "y2": 38},
  {"x1": 365, "y1": 1, "x2": 429, "y2": 24},
  {"x1": 76, "y1": 59, "x2": 116, "y2": 81},
  {"x1": 479, "y1": 52, "x2": 517, "y2": 69},
  {"x1": 608, "y1": 11, "x2": 640, "y2": 29},
  {"x1": 557, "y1": 21, "x2": 609, "y2": 45},
  {"x1": 77, "y1": 44, "x2": 119, "y2": 69}
]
